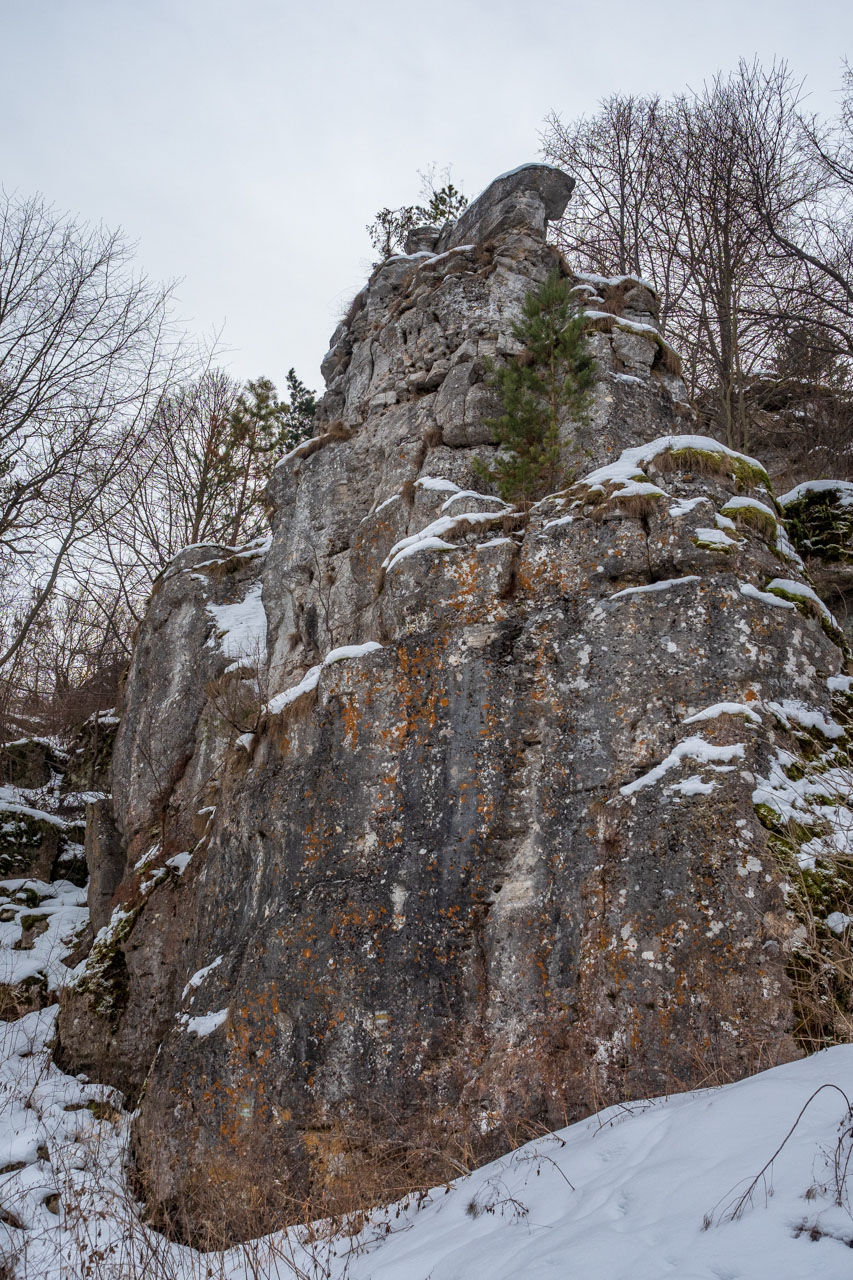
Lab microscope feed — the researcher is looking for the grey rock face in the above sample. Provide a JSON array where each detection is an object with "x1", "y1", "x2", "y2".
[
  {"x1": 58, "y1": 165, "x2": 853, "y2": 1235},
  {"x1": 85, "y1": 798, "x2": 124, "y2": 935},
  {"x1": 64, "y1": 710, "x2": 119, "y2": 793},
  {"x1": 109, "y1": 541, "x2": 269, "y2": 860},
  {"x1": 436, "y1": 163, "x2": 575, "y2": 251},
  {"x1": 0, "y1": 739, "x2": 64, "y2": 789},
  {"x1": 404, "y1": 225, "x2": 441, "y2": 254},
  {"x1": 0, "y1": 737, "x2": 89, "y2": 883}
]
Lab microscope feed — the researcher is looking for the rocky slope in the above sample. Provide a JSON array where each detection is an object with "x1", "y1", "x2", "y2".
[
  {"x1": 57, "y1": 164, "x2": 853, "y2": 1237},
  {"x1": 0, "y1": 720, "x2": 112, "y2": 1019}
]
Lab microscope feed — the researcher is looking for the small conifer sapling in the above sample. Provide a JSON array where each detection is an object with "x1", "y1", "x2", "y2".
[{"x1": 477, "y1": 270, "x2": 595, "y2": 507}]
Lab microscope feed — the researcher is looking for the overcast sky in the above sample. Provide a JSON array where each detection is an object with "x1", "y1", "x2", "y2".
[{"x1": 1, "y1": 0, "x2": 849, "y2": 398}]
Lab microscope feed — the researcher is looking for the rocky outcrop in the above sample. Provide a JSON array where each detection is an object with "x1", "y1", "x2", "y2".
[
  {"x1": 64, "y1": 708, "x2": 120, "y2": 793},
  {"x1": 0, "y1": 730, "x2": 96, "y2": 1019},
  {"x1": 435, "y1": 162, "x2": 575, "y2": 250},
  {"x1": 779, "y1": 479, "x2": 853, "y2": 641},
  {"x1": 58, "y1": 164, "x2": 853, "y2": 1236},
  {"x1": 0, "y1": 739, "x2": 87, "y2": 884}
]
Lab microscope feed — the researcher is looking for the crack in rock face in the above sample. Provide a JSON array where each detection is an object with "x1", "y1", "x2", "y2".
[{"x1": 55, "y1": 164, "x2": 853, "y2": 1241}]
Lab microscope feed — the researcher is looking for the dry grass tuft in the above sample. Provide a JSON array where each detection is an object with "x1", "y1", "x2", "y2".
[
  {"x1": 342, "y1": 288, "x2": 367, "y2": 328},
  {"x1": 652, "y1": 444, "x2": 769, "y2": 491},
  {"x1": 282, "y1": 421, "x2": 355, "y2": 467},
  {"x1": 612, "y1": 490, "x2": 666, "y2": 520},
  {"x1": 720, "y1": 502, "x2": 778, "y2": 542}
]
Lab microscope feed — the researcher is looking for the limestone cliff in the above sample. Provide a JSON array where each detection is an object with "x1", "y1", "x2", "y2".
[{"x1": 58, "y1": 165, "x2": 853, "y2": 1235}]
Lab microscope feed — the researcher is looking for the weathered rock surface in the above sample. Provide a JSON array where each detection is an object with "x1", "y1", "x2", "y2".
[
  {"x1": 435, "y1": 162, "x2": 575, "y2": 251},
  {"x1": 58, "y1": 165, "x2": 853, "y2": 1235},
  {"x1": 0, "y1": 738, "x2": 88, "y2": 883},
  {"x1": 0, "y1": 728, "x2": 98, "y2": 1019},
  {"x1": 64, "y1": 708, "x2": 120, "y2": 793},
  {"x1": 779, "y1": 479, "x2": 853, "y2": 641}
]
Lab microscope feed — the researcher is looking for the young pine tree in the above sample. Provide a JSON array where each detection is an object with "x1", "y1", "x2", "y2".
[
  {"x1": 367, "y1": 167, "x2": 468, "y2": 260},
  {"x1": 477, "y1": 270, "x2": 595, "y2": 507},
  {"x1": 224, "y1": 372, "x2": 316, "y2": 543}
]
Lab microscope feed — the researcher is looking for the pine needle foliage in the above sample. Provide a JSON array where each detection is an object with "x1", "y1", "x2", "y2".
[{"x1": 477, "y1": 270, "x2": 595, "y2": 506}]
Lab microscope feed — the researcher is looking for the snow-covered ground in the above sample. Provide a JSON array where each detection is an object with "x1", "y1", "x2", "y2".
[
  {"x1": 0, "y1": 878, "x2": 88, "y2": 994},
  {"x1": 1, "y1": 1003, "x2": 852, "y2": 1278},
  {"x1": 2, "y1": 672, "x2": 853, "y2": 1275}
]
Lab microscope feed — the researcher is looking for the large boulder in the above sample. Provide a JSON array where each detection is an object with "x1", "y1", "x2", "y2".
[
  {"x1": 58, "y1": 166, "x2": 853, "y2": 1241},
  {"x1": 436, "y1": 162, "x2": 575, "y2": 250}
]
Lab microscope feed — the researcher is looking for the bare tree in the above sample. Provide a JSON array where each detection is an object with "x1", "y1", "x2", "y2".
[
  {"x1": 542, "y1": 61, "x2": 832, "y2": 451},
  {"x1": 100, "y1": 367, "x2": 315, "y2": 610},
  {"x1": 664, "y1": 63, "x2": 808, "y2": 447},
  {"x1": 748, "y1": 63, "x2": 853, "y2": 365},
  {"x1": 543, "y1": 96, "x2": 672, "y2": 283},
  {"x1": 0, "y1": 194, "x2": 318, "y2": 743},
  {"x1": 0, "y1": 191, "x2": 180, "y2": 686}
]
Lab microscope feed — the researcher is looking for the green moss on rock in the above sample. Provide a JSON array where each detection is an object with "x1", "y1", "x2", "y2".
[
  {"x1": 720, "y1": 500, "x2": 779, "y2": 541},
  {"x1": 784, "y1": 489, "x2": 853, "y2": 564},
  {"x1": 656, "y1": 444, "x2": 770, "y2": 492}
]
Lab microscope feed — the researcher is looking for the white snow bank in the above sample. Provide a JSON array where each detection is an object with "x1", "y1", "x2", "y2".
[
  {"x1": 266, "y1": 643, "x2": 383, "y2": 716},
  {"x1": 683, "y1": 701, "x2": 762, "y2": 726},
  {"x1": 621, "y1": 736, "x2": 745, "y2": 796},
  {"x1": 382, "y1": 250, "x2": 437, "y2": 264},
  {"x1": 182, "y1": 955, "x2": 223, "y2": 1000},
  {"x1": 739, "y1": 581, "x2": 797, "y2": 610},
  {"x1": 766, "y1": 578, "x2": 840, "y2": 629},
  {"x1": 766, "y1": 698, "x2": 846, "y2": 740},
  {"x1": 694, "y1": 525, "x2": 738, "y2": 548},
  {"x1": 721, "y1": 495, "x2": 778, "y2": 520},
  {"x1": 373, "y1": 493, "x2": 400, "y2": 515},
  {"x1": 668, "y1": 495, "x2": 706, "y2": 517},
  {"x1": 266, "y1": 665, "x2": 322, "y2": 715},
  {"x1": 776, "y1": 522, "x2": 804, "y2": 566},
  {"x1": 80, "y1": 708, "x2": 119, "y2": 727},
  {"x1": 415, "y1": 476, "x2": 461, "y2": 493},
  {"x1": 669, "y1": 774, "x2": 717, "y2": 796},
  {"x1": 383, "y1": 511, "x2": 502, "y2": 573},
  {"x1": 177, "y1": 1007, "x2": 228, "y2": 1037},
  {"x1": 6, "y1": 1016, "x2": 853, "y2": 1279},
  {"x1": 335, "y1": 1046, "x2": 853, "y2": 1280},
  {"x1": 165, "y1": 851, "x2": 192, "y2": 874},
  {"x1": 581, "y1": 309, "x2": 660, "y2": 337},
  {"x1": 0, "y1": 1007, "x2": 126, "y2": 1262},
  {"x1": 610, "y1": 576, "x2": 700, "y2": 602},
  {"x1": 753, "y1": 745, "x2": 853, "y2": 864},
  {"x1": 325, "y1": 642, "x2": 383, "y2": 665},
  {"x1": 418, "y1": 244, "x2": 477, "y2": 268},
  {"x1": 385, "y1": 536, "x2": 456, "y2": 570},
  {"x1": 577, "y1": 434, "x2": 768, "y2": 502},
  {"x1": 207, "y1": 582, "x2": 267, "y2": 672},
  {"x1": 778, "y1": 478, "x2": 853, "y2": 508},
  {"x1": 440, "y1": 490, "x2": 508, "y2": 512},
  {"x1": 574, "y1": 268, "x2": 657, "y2": 293},
  {"x1": 0, "y1": 879, "x2": 88, "y2": 993},
  {"x1": 0, "y1": 786, "x2": 67, "y2": 829}
]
